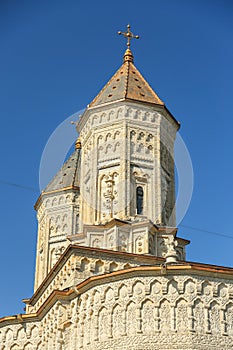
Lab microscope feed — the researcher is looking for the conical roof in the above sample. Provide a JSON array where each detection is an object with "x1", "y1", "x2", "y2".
[
  {"x1": 43, "y1": 146, "x2": 81, "y2": 193},
  {"x1": 89, "y1": 49, "x2": 164, "y2": 108}
]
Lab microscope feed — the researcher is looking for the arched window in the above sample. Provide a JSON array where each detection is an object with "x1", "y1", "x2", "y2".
[{"x1": 136, "y1": 186, "x2": 144, "y2": 215}]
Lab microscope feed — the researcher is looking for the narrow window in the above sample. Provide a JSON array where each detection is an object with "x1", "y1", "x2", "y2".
[{"x1": 136, "y1": 186, "x2": 144, "y2": 215}]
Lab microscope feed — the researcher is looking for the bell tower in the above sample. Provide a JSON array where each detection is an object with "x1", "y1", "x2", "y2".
[
  {"x1": 77, "y1": 26, "x2": 178, "y2": 228},
  {"x1": 34, "y1": 26, "x2": 188, "y2": 291}
]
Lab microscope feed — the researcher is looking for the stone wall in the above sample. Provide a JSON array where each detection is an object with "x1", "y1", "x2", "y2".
[
  {"x1": 1, "y1": 270, "x2": 233, "y2": 349},
  {"x1": 35, "y1": 190, "x2": 80, "y2": 291},
  {"x1": 78, "y1": 101, "x2": 178, "y2": 228}
]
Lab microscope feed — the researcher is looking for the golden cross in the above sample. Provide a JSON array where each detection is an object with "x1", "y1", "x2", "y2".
[{"x1": 118, "y1": 24, "x2": 139, "y2": 49}]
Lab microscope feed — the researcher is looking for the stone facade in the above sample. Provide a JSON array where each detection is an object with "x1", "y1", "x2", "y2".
[
  {"x1": 34, "y1": 189, "x2": 80, "y2": 290},
  {"x1": 1, "y1": 266, "x2": 233, "y2": 349},
  {"x1": 0, "y1": 45, "x2": 232, "y2": 350},
  {"x1": 78, "y1": 101, "x2": 177, "y2": 228},
  {"x1": 34, "y1": 95, "x2": 183, "y2": 289}
]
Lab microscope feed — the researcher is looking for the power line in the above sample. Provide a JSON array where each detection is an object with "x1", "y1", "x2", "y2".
[
  {"x1": 0, "y1": 180, "x2": 38, "y2": 192},
  {"x1": 180, "y1": 224, "x2": 233, "y2": 240}
]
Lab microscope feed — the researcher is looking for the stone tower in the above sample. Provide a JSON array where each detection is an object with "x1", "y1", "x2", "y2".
[
  {"x1": 33, "y1": 32, "x2": 188, "y2": 290},
  {"x1": 1, "y1": 28, "x2": 233, "y2": 350}
]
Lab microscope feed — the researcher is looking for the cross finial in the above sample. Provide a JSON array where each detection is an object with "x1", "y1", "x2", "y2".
[{"x1": 118, "y1": 24, "x2": 139, "y2": 50}]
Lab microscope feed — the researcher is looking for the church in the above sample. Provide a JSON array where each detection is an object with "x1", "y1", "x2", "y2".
[{"x1": 1, "y1": 26, "x2": 233, "y2": 350}]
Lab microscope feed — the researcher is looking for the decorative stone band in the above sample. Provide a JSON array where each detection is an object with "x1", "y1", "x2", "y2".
[{"x1": 1, "y1": 263, "x2": 233, "y2": 349}]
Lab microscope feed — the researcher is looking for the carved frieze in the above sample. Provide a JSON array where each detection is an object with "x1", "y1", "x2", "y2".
[{"x1": 2, "y1": 273, "x2": 233, "y2": 349}]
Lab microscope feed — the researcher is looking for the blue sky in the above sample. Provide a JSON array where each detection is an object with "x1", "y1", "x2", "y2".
[{"x1": 0, "y1": 0, "x2": 232, "y2": 317}]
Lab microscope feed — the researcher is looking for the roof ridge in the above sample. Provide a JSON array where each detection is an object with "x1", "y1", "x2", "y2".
[
  {"x1": 43, "y1": 148, "x2": 81, "y2": 194},
  {"x1": 124, "y1": 61, "x2": 130, "y2": 99},
  {"x1": 128, "y1": 62, "x2": 164, "y2": 105},
  {"x1": 71, "y1": 148, "x2": 81, "y2": 187},
  {"x1": 89, "y1": 64, "x2": 126, "y2": 107}
]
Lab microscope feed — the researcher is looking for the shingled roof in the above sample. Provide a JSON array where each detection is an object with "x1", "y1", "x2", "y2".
[
  {"x1": 43, "y1": 147, "x2": 81, "y2": 193},
  {"x1": 89, "y1": 49, "x2": 164, "y2": 108}
]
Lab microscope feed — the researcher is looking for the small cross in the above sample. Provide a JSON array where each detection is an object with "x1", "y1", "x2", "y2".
[{"x1": 118, "y1": 24, "x2": 139, "y2": 50}]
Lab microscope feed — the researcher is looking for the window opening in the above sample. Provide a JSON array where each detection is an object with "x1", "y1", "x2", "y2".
[{"x1": 136, "y1": 186, "x2": 144, "y2": 215}]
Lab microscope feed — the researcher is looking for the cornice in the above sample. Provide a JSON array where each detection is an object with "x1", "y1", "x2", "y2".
[
  {"x1": 2, "y1": 262, "x2": 233, "y2": 326},
  {"x1": 28, "y1": 244, "x2": 165, "y2": 306},
  {"x1": 34, "y1": 186, "x2": 80, "y2": 210}
]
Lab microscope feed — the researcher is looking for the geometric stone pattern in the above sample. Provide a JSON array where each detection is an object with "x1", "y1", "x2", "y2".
[
  {"x1": 33, "y1": 99, "x2": 180, "y2": 291},
  {"x1": 26, "y1": 246, "x2": 165, "y2": 314},
  {"x1": 33, "y1": 80, "x2": 180, "y2": 291},
  {"x1": 72, "y1": 273, "x2": 233, "y2": 349},
  {"x1": 1, "y1": 271, "x2": 233, "y2": 349},
  {"x1": 68, "y1": 220, "x2": 188, "y2": 261},
  {"x1": 34, "y1": 189, "x2": 80, "y2": 291},
  {"x1": 78, "y1": 101, "x2": 178, "y2": 228}
]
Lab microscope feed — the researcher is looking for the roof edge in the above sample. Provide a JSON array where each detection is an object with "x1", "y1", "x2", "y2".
[{"x1": 2, "y1": 262, "x2": 233, "y2": 325}]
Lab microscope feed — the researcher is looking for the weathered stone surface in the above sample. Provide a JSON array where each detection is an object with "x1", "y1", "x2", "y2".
[{"x1": 1, "y1": 272, "x2": 233, "y2": 349}]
